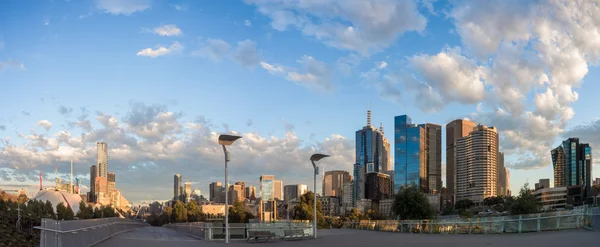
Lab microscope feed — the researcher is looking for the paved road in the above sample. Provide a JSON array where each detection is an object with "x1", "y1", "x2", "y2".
[{"x1": 96, "y1": 227, "x2": 600, "y2": 247}]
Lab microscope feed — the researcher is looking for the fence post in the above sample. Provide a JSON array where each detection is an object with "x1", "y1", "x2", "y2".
[
  {"x1": 468, "y1": 218, "x2": 472, "y2": 234},
  {"x1": 576, "y1": 215, "x2": 580, "y2": 228},
  {"x1": 537, "y1": 214, "x2": 542, "y2": 232},
  {"x1": 556, "y1": 211, "x2": 560, "y2": 230},
  {"x1": 501, "y1": 216, "x2": 505, "y2": 233},
  {"x1": 518, "y1": 215, "x2": 522, "y2": 233}
]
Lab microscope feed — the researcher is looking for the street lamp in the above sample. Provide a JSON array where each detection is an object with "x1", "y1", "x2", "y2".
[
  {"x1": 310, "y1": 153, "x2": 329, "y2": 239},
  {"x1": 218, "y1": 134, "x2": 242, "y2": 244}
]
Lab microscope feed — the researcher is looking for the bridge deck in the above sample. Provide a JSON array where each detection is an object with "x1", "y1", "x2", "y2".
[{"x1": 95, "y1": 227, "x2": 600, "y2": 247}]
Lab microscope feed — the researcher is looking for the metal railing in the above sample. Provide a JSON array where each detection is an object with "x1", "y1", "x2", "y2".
[
  {"x1": 165, "y1": 221, "x2": 313, "y2": 241},
  {"x1": 35, "y1": 217, "x2": 147, "y2": 247},
  {"x1": 343, "y1": 208, "x2": 600, "y2": 234}
]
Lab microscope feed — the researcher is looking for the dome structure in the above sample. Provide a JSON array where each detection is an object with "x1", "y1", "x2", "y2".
[{"x1": 28, "y1": 189, "x2": 83, "y2": 214}]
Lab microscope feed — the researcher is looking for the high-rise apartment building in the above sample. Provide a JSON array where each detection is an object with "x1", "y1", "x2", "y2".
[
  {"x1": 174, "y1": 174, "x2": 181, "y2": 201},
  {"x1": 353, "y1": 110, "x2": 388, "y2": 205},
  {"x1": 184, "y1": 181, "x2": 192, "y2": 201},
  {"x1": 551, "y1": 138, "x2": 593, "y2": 198},
  {"x1": 283, "y1": 184, "x2": 308, "y2": 202},
  {"x1": 456, "y1": 124, "x2": 499, "y2": 205},
  {"x1": 210, "y1": 182, "x2": 223, "y2": 202},
  {"x1": 260, "y1": 175, "x2": 275, "y2": 201},
  {"x1": 229, "y1": 184, "x2": 244, "y2": 204},
  {"x1": 394, "y1": 115, "x2": 441, "y2": 193},
  {"x1": 365, "y1": 173, "x2": 392, "y2": 201},
  {"x1": 245, "y1": 186, "x2": 256, "y2": 200},
  {"x1": 322, "y1": 170, "x2": 351, "y2": 197},
  {"x1": 274, "y1": 180, "x2": 283, "y2": 200},
  {"x1": 89, "y1": 165, "x2": 97, "y2": 203},
  {"x1": 97, "y1": 142, "x2": 108, "y2": 178},
  {"x1": 107, "y1": 172, "x2": 116, "y2": 195},
  {"x1": 234, "y1": 182, "x2": 246, "y2": 202},
  {"x1": 446, "y1": 119, "x2": 476, "y2": 196}
]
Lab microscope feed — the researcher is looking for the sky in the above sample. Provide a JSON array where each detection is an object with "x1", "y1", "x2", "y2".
[{"x1": 1, "y1": 0, "x2": 600, "y2": 204}]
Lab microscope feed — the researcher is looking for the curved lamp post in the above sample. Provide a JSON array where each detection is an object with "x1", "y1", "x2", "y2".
[
  {"x1": 218, "y1": 134, "x2": 242, "y2": 244},
  {"x1": 310, "y1": 153, "x2": 329, "y2": 239}
]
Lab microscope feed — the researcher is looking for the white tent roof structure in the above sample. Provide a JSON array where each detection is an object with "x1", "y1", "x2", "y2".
[{"x1": 29, "y1": 189, "x2": 83, "y2": 214}]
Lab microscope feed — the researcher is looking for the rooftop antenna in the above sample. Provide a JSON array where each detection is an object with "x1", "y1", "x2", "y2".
[
  {"x1": 380, "y1": 122, "x2": 384, "y2": 135},
  {"x1": 367, "y1": 102, "x2": 372, "y2": 127}
]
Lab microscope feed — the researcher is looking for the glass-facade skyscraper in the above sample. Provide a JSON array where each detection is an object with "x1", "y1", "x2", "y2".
[
  {"x1": 394, "y1": 115, "x2": 441, "y2": 193},
  {"x1": 551, "y1": 138, "x2": 593, "y2": 199},
  {"x1": 260, "y1": 175, "x2": 275, "y2": 201}
]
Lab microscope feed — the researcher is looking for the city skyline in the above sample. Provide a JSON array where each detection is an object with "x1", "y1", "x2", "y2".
[{"x1": 2, "y1": 0, "x2": 600, "y2": 204}]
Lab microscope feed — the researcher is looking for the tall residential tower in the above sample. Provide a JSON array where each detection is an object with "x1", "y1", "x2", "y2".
[{"x1": 445, "y1": 119, "x2": 477, "y2": 196}]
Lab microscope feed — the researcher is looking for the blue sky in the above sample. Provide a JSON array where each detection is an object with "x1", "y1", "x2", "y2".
[{"x1": 1, "y1": 0, "x2": 599, "y2": 204}]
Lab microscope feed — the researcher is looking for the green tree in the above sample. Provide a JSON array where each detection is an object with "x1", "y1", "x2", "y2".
[
  {"x1": 293, "y1": 191, "x2": 326, "y2": 228},
  {"x1": 173, "y1": 201, "x2": 188, "y2": 223},
  {"x1": 56, "y1": 202, "x2": 74, "y2": 220},
  {"x1": 346, "y1": 208, "x2": 365, "y2": 221},
  {"x1": 509, "y1": 183, "x2": 541, "y2": 215},
  {"x1": 164, "y1": 206, "x2": 173, "y2": 223},
  {"x1": 76, "y1": 201, "x2": 93, "y2": 219},
  {"x1": 228, "y1": 201, "x2": 255, "y2": 223},
  {"x1": 392, "y1": 186, "x2": 435, "y2": 220},
  {"x1": 186, "y1": 201, "x2": 202, "y2": 222},
  {"x1": 441, "y1": 206, "x2": 456, "y2": 216},
  {"x1": 455, "y1": 199, "x2": 474, "y2": 211}
]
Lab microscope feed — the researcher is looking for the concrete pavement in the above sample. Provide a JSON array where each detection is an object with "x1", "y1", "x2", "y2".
[{"x1": 95, "y1": 227, "x2": 600, "y2": 247}]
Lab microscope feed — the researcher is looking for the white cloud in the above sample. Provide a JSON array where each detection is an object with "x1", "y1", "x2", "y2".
[
  {"x1": 261, "y1": 55, "x2": 332, "y2": 91},
  {"x1": 244, "y1": 20, "x2": 252, "y2": 27},
  {"x1": 152, "y1": 24, "x2": 183, "y2": 37},
  {"x1": 233, "y1": 40, "x2": 261, "y2": 67},
  {"x1": 0, "y1": 60, "x2": 25, "y2": 71},
  {"x1": 37, "y1": 120, "x2": 52, "y2": 131},
  {"x1": 377, "y1": 61, "x2": 388, "y2": 69},
  {"x1": 95, "y1": 0, "x2": 151, "y2": 15},
  {"x1": 171, "y1": 4, "x2": 187, "y2": 11},
  {"x1": 192, "y1": 39, "x2": 231, "y2": 61},
  {"x1": 136, "y1": 42, "x2": 183, "y2": 58},
  {"x1": 245, "y1": 0, "x2": 427, "y2": 56},
  {"x1": 0, "y1": 102, "x2": 354, "y2": 203}
]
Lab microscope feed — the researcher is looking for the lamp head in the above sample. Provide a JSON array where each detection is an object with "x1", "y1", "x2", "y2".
[
  {"x1": 310, "y1": 153, "x2": 330, "y2": 162},
  {"x1": 218, "y1": 134, "x2": 242, "y2": 146}
]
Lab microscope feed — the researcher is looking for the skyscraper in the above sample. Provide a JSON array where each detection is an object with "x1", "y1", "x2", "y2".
[
  {"x1": 274, "y1": 180, "x2": 283, "y2": 200},
  {"x1": 210, "y1": 182, "x2": 223, "y2": 202},
  {"x1": 235, "y1": 182, "x2": 246, "y2": 202},
  {"x1": 97, "y1": 142, "x2": 108, "y2": 178},
  {"x1": 174, "y1": 174, "x2": 181, "y2": 201},
  {"x1": 456, "y1": 124, "x2": 499, "y2": 205},
  {"x1": 497, "y1": 152, "x2": 508, "y2": 196},
  {"x1": 551, "y1": 138, "x2": 593, "y2": 198},
  {"x1": 107, "y1": 172, "x2": 116, "y2": 195},
  {"x1": 284, "y1": 184, "x2": 308, "y2": 202},
  {"x1": 245, "y1": 186, "x2": 256, "y2": 200},
  {"x1": 89, "y1": 165, "x2": 97, "y2": 203},
  {"x1": 394, "y1": 115, "x2": 441, "y2": 193},
  {"x1": 353, "y1": 110, "x2": 387, "y2": 205},
  {"x1": 446, "y1": 119, "x2": 476, "y2": 196},
  {"x1": 260, "y1": 175, "x2": 275, "y2": 201},
  {"x1": 380, "y1": 123, "x2": 391, "y2": 172},
  {"x1": 322, "y1": 170, "x2": 351, "y2": 197},
  {"x1": 185, "y1": 181, "x2": 192, "y2": 201}
]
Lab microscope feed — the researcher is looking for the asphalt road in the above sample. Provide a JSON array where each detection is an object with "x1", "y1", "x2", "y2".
[{"x1": 95, "y1": 227, "x2": 600, "y2": 247}]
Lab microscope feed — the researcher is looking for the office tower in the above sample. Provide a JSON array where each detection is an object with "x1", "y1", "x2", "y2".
[
  {"x1": 380, "y1": 123, "x2": 391, "y2": 172},
  {"x1": 341, "y1": 181, "x2": 353, "y2": 206},
  {"x1": 322, "y1": 170, "x2": 351, "y2": 197},
  {"x1": 229, "y1": 184, "x2": 244, "y2": 204},
  {"x1": 89, "y1": 165, "x2": 97, "y2": 203},
  {"x1": 354, "y1": 110, "x2": 387, "y2": 205},
  {"x1": 185, "y1": 181, "x2": 192, "y2": 201},
  {"x1": 551, "y1": 138, "x2": 593, "y2": 198},
  {"x1": 446, "y1": 119, "x2": 477, "y2": 197},
  {"x1": 422, "y1": 123, "x2": 442, "y2": 193},
  {"x1": 97, "y1": 142, "x2": 108, "y2": 178},
  {"x1": 274, "y1": 180, "x2": 283, "y2": 200},
  {"x1": 210, "y1": 182, "x2": 223, "y2": 202},
  {"x1": 539, "y1": 179, "x2": 550, "y2": 190},
  {"x1": 174, "y1": 174, "x2": 181, "y2": 201},
  {"x1": 456, "y1": 124, "x2": 499, "y2": 205},
  {"x1": 234, "y1": 182, "x2": 246, "y2": 201},
  {"x1": 260, "y1": 175, "x2": 275, "y2": 201},
  {"x1": 245, "y1": 186, "x2": 256, "y2": 200},
  {"x1": 497, "y1": 152, "x2": 506, "y2": 196},
  {"x1": 394, "y1": 115, "x2": 442, "y2": 193},
  {"x1": 365, "y1": 173, "x2": 392, "y2": 200},
  {"x1": 283, "y1": 184, "x2": 308, "y2": 202},
  {"x1": 107, "y1": 172, "x2": 116, "y2": 195}
]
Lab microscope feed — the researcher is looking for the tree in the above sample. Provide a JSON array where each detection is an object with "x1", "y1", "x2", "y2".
[
  {"x1": 186, "y1": 201, "x2": 202, "y2": 222},
  {"x1": 76, "y1": 201, "x2": 93, "y2": 219},
  {"x1": 56, "y1": 202, "x2": 74, "y2": 220},
  {"x1": 455, "y1": 199, "x2": 474, "y2": 211},
  {"x1": 293, "y1": 191, "x2": 326, "y2": 228},
  {"x1": 228, "y1": 201, "x2": 255, "y2": 223},
  {"x1": 392, "y1": 186, "x2": 435, "y2": 220},
  {"x1": 164, "y1": 206, "x2": 173, "y2": 224},
  {"x1": 173, "y1": 201, "x2": 188, "y2": 223},
  {"x1": 509, "y1": 183, "x2": 541, "y2": 215}
]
